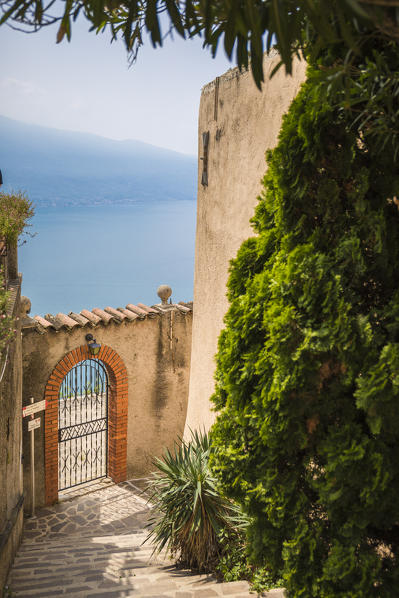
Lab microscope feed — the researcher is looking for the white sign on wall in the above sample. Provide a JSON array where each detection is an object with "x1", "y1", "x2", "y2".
[
  {"x1": 28, "y1": 417, "x2": 41, "y2": 432},
  {"x1": 22, "y1": 400, "x2": 46, "y2": 418}
]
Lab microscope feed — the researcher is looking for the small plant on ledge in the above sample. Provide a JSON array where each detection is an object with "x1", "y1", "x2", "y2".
[
  {"x1": 0, "y1": 190, "x2": 34, "y2": 246},
  {"x1": 0, "y1": 190, "x2": 34, "y2": 356}
]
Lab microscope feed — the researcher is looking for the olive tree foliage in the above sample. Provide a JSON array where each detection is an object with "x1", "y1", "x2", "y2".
[
  {"x1": 1, "y1": 0, "x2": 399, "y2": 86},
  {"x1": 2, "y1": 0, "x2": 399, "y2": 156},
  {"x1": 209, "y1": 36, "x2": 399, "y2": 596}
]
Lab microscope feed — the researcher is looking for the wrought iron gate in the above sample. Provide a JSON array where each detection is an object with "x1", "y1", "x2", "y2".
[{"x1": 58, "y1": 359, "x2": 108, "y2": 491}]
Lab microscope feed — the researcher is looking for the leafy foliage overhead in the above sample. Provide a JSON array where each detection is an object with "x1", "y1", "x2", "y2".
[
  {"x1": 210, "y1": 50, "x2": 399, "y2": 596},
  {"x1": 2, "y1": 0, "x2": 399, "y2": 86}
]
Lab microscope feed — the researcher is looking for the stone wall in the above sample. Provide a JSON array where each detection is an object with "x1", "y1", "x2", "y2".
[
  {"x1": 185, "y1": 51, "x2": 307, "y2": 433},
  {"x1": 21, "y1": 294, "x2": 192, "y2": 510},
  {"x1": 0, "y1": 245, "x2": 24, "y2": 595}
]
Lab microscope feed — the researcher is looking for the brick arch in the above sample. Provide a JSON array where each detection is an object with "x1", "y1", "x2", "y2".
[{"x1": 44, "y1": 344, "x2": 128, "y2": 505}]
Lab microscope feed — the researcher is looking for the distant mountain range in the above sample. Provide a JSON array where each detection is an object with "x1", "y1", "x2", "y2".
[{"x1": 0, "y1": 115, "x2": 197, "y2": 207}]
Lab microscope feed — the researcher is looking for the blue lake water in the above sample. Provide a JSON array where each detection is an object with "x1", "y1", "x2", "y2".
[{"x1": 19, "y1": 201, "x2": 197, "y2": 316}]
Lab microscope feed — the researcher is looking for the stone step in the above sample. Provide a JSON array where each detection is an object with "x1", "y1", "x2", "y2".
[
  {"x1": 15, "y1": 534, "x2": 149, "y2": 552},
  {"x1": 6, "y1": 480, "x2": 285, "y2": 598}
]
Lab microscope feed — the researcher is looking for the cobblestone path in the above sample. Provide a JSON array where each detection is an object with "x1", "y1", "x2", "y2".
[{"x1": 6, "y1": 480, "x2": 285, "y2": 598}]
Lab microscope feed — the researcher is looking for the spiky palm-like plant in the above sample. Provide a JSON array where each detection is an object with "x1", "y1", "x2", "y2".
[{"x1": 145, "y1": 430, "x2": 241, "y2": 572}]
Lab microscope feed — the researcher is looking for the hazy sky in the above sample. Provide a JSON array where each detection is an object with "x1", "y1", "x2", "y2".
[{"x1": 0, "y1": 18, "x2": 232, "y2": 155}]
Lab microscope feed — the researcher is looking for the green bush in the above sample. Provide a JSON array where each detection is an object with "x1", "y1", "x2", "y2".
[
  {"x1": 215, "y1": 525, "x2": 283, "y2": 593},
  {"x1": 210, "y1": 56, "x2": 399, "y2": 597},
  {"x1": 0, "y1": 191, "x2": 34, "y2": 245},
  {"x1": 145, "y1": 430, "x2": 241, "y2": 572},
  {"x1": 0, "y1": 190, "x2": 34, "y2": 353}
]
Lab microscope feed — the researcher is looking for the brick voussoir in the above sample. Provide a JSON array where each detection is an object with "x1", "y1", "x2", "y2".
[
  {"x1": 97, "y1": 346, "x2": 106, "y2": 360},
  {"x1": 70, "y1": 349, "x2": 80, "y2": 365},
  {"x1": 48, "y1": 371, "x2": 63, "y2": 384},
  {"x1": 76, "y1": 345, "x2": 85, "y2": 362},
  {"x1": 107, "y1": 353, "x2": 120, "y2": 367},
  {"x1": 75, "y1": 346, "x2": 84, "y2": 361},
  {"x1": 63, "y1": 351, "x2": 76, "y2": 368},
  {"x1": 115, "y1": 372, "x2": 128, "y2": 382},
  {"x1": 58, "y1": 358, "x2": 71, "y2": 372},
  {"x1": 113, "y1": 363, "x2": 127, "y2": 375},
  {"x1": 115, "y1": 381, "x2": 127, "y2": 392}
]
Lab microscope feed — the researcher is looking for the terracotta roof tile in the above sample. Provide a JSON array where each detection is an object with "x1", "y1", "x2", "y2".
[
  {"x1": 104, "y1": 306, "x2": 126, "y2": 322},
  {"x1": 43, "y1": 314, "x2": 64, "y2": 331},
  {"x1": 117, "y1": 308, "x2": 139, "y2": 321},
  {"x1": 125, "y1": 304, "x2": 148, "y2": 318},
  {"x1": 80, "y1": 309, "x2": 101, "y2": 325},
  {"x1": 91, "y1": 308, "x2": 114, "y2": 324},
  {"x1": 68, "y1": 312, "x2": 91, "y2": 326},
  {"x1": 24, "y1": 295, "x2": 192, "y2": 333},
  {"x1": 33, "y1": 315, "x2": 53, "y2": 328},
  {"x1": 55, "y1": 313, "x2": 79, "y2": 329}
]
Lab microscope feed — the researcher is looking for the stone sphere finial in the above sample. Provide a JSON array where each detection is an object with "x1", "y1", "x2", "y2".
[
  {"x1": 157, "y1": 285, "x2": 172, "y2": 305},
  {"x1": 20, "y1": 296, "x2": 31, "y2": 316}
]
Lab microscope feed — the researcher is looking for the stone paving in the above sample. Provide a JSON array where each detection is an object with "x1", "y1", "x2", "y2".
[{"x1": 6, "y1": 480, "x2": 285, "y2": 598}]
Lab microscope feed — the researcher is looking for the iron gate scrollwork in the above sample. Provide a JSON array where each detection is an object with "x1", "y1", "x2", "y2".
[{"x1": 58, "y1": 359, "x2": 108, "y2": 490}]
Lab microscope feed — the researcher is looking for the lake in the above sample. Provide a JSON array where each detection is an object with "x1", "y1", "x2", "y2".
[{"x1": 19, "y1": 201, "x2": 197, "y2": 316}]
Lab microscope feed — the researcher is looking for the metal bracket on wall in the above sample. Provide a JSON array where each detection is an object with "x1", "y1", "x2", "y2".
[{"x1": 201, "y1": 131, "x2": 209, "y2": 186}]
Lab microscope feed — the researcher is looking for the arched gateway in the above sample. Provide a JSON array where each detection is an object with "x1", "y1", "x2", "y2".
[{"x1": 44, "y1": 344, "x2": 128, "y2": 504}]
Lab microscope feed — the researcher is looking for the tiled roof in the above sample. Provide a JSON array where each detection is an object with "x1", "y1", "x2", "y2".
[{"x1": 22, "y1": 301, "x2": 193, "y2": 334}]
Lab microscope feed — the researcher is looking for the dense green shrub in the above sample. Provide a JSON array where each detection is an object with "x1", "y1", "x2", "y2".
[
  {"x1": 0, "y1": 191, "x2": 34, "y2": 245},
  {"x1": 145, "y1": 431, "x2": 241, "y2": 572},
  {"x1": 210, "y1": 55, "x2": 399, "y2": 597},
  {"x1": 215, "y1": 525, "x2": 284, "y2": 593}
]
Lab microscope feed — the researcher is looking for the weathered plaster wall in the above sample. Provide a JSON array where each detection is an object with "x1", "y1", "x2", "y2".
[
  {"x1": 185, "y1": 52, "x2": 307, "y2": 433},
  {"x1": 0, "y1": 248, "x2": 24, "y2": 594},
  {"x1": 22, "y1": 302, "x2": 192, "y2": 511}
]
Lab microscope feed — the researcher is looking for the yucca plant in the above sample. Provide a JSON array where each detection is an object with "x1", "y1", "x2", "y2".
[{"x1": 145, "y1": 430, "x2": 242, "y2": 572}]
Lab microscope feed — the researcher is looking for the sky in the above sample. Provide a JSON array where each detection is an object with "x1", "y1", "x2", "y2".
[{"x1": 0, "y1": 17, "x2": 233, "y2": 155}]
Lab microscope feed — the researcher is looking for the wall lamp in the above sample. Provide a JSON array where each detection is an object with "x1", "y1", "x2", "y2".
[{"x1": 85, "y1": 333, "x2": 101, "y2": 356}]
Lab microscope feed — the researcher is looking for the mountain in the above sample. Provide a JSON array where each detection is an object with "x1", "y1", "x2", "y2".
[{"x1": 0, "y1": 115, "x2": 197, "y2": 207}]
